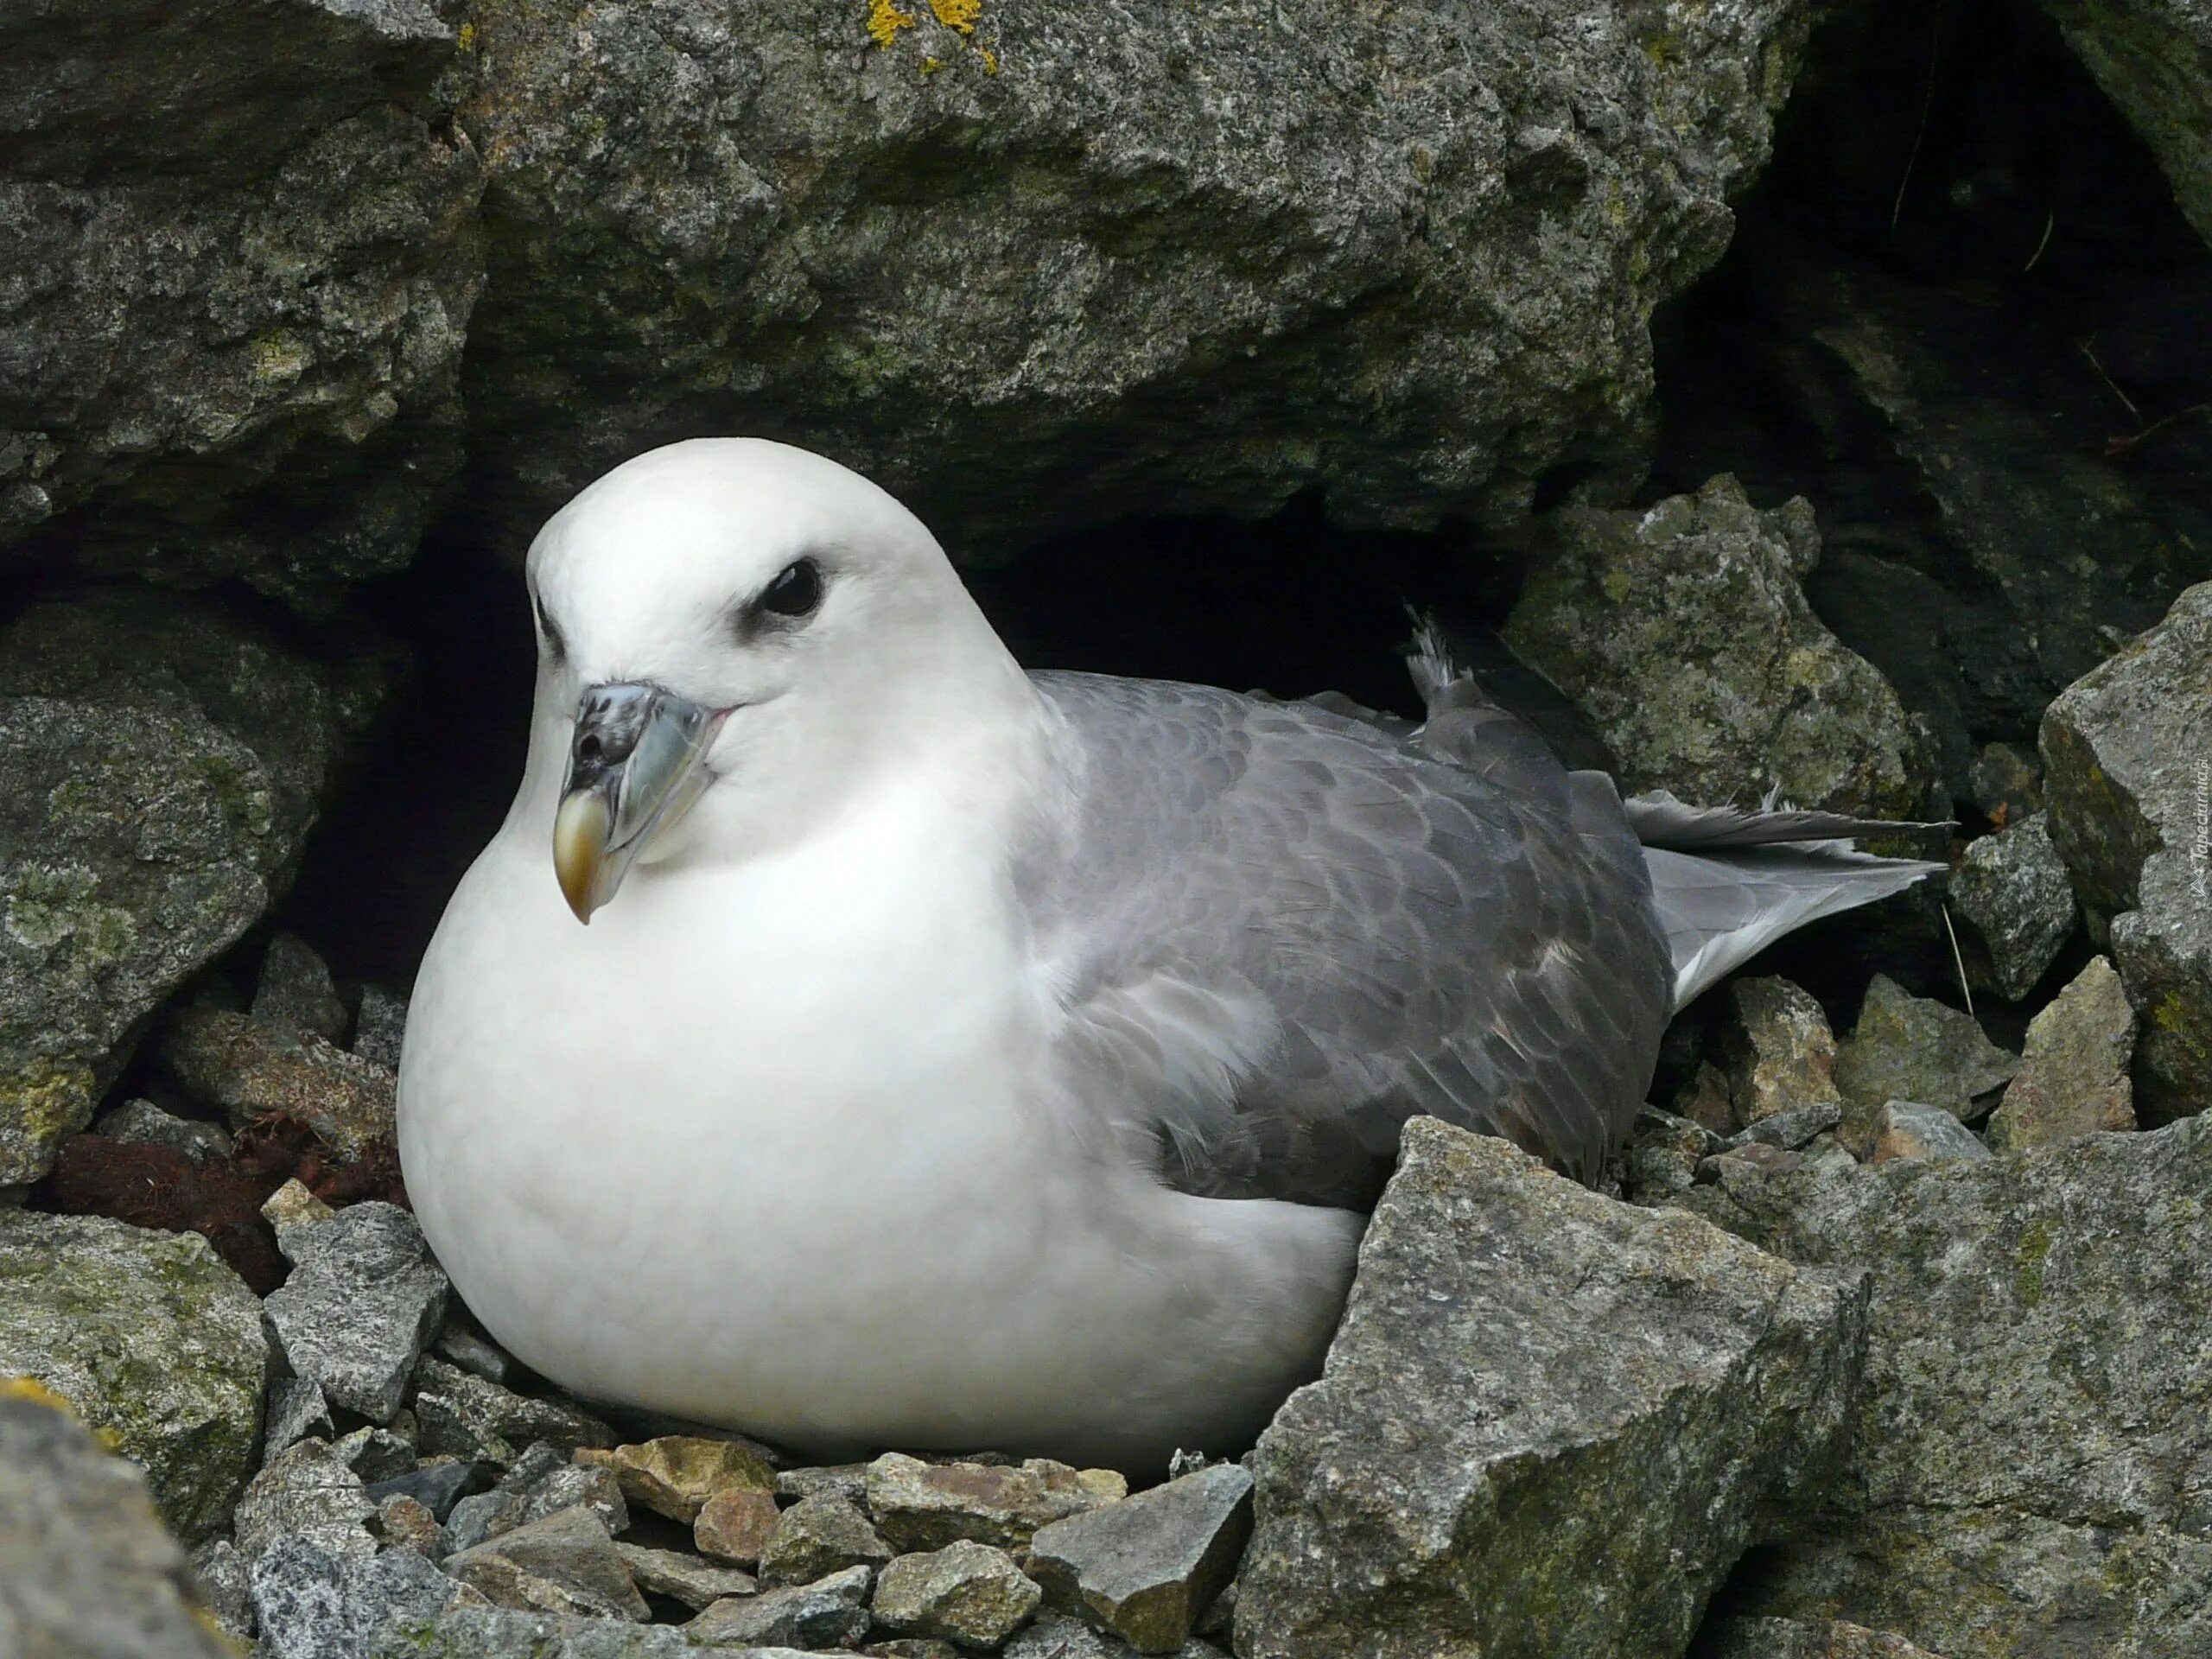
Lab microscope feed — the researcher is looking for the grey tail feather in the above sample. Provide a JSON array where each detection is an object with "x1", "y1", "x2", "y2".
[
  {"x1": 1403, "y1": 609, "x2": 1458, "y2": 710},
  {"x1": 1630, "y1": 790, "x2": 1948, "y2": 1008}
]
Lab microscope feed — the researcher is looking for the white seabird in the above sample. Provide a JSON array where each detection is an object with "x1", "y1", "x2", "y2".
[{"x1": 399, "y1": 437, "x2": 1936, "y2": 1469}]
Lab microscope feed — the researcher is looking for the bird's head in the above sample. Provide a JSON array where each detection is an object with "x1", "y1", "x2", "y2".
[{"x1": 523, "y1": 438, "x2": 1020, "y2": 923}]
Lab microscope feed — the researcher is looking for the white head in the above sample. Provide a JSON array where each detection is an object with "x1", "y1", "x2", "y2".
[{"x1": 519, "y1": 438, "x2": 1032, "y2": 918}]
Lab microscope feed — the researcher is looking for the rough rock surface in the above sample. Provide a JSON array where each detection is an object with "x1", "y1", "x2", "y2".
[
  {"x1": 1678, "y1": 1113, "x2": 2212, "y2": 1656},
  {"x1": 456, "y1": 0, "x2": 1816, "y2": 553},
  {"x1": 2043, "y1": 2, "x2": 2212, "y2": 251},
  {"x1": 872, "y1": 1539, "x2": 1043, "y2": 1649},
  {"x1": 91, "y1": 1096, "x2": 233, "y2": 1166},
  {"x1": 1868, "y1": 1100, "x2": 1992, "y2": 1166},
  {"x1": 728, "y1": 1485, "x2": 827, "y2": 1574},
  {"x1": 2043, "y1": 579, "x2": 2212, "y2": 1118},
  {"x1": 158, "y1": 1006, "x2": 399, "y2": 1159},
  {"x1": 0, "y1": 1383, "x2": 232, "y2": 1659},
  {"x1": 263, "y1": 1200, "x2": 449, "y2": 1422},
  {"x1": 610, "y1": 1540, "x2": 756, "y2": 1611},
  {"x1": 1505, "y1": 475, "x2": 1933, "y2": 816},
  {"x1": 1700, "y1": 1616, "x2": 1948, "y2": 1658},
  {"x1": 685, "y1": 1563, "x2": 872, "y2": 1648},
  {"x1": 867, "y1": 1452, "x2": 1125, "y2": 1553},
  {"x1": 1986, "y1": 956, "x2": 2139, "y2": 1151},
  {"x1": 249, "y1": 1535, "x2": 465, "y2": 1659},
  {"x1": 1236, "y1": 1118, "x2": 1867, "y2": 1659},
  {"x1": 372, "y1": 1607, "x2": 759, "y2": 1656},
  {"x1": 1006, "y1": 1613, "x2": 1226, "y2": 1659},
  {"x1": 232, "y1": 1439, "x2": 377, "y2": 1565},
  {"x1": 1950, "y1": 813, "x2": 2078, "y2": 1000},
  {"x1": 0, "y1": 591, "x2": 385, "y2": 1182},
  {"x1": 0, "y1": 1211, "x2": 265, "y2": 1542},
  {"x1": 412, "y1": 1357, "x2": 616, "y2": 1469},
  {"x1": 253, "y1": 931, "x2": 350, "y2": 1044},
  {"x1": 0, "y1": 0, "x2": 484, "y2": 601},
  {"x1": 444, "y1": 1503, "x2": 650, "y2": 1623},
  {"x1": 575, "y1": 1433, "x2": 775, "y2": 1523},
  {"x1": 1720, "y1": 976, "x2": 1845, "y2": 1128},
  {"x1": 1832, "y1": 975, "x2": 2018, "y2": 1153},
  {"x1": 1028, "y1": 1464, "x2": 1251, "y2": 1653}
]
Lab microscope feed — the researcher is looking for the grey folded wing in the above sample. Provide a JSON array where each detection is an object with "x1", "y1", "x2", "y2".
[{"x1": 1021, "y1": 672, "x2": 1675, "y2": 1202}]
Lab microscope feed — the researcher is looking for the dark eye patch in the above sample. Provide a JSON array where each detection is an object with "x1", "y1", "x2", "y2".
[
  {"x1": 735, "y1": 558, "x2": 825, "y2": 639},
  {"x1": 534, "y1": 596, "x2": 568, "y2": 662}
]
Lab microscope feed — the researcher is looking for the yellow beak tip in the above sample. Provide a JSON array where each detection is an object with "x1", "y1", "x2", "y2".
[{"x1": 552, "y1": 791, "x2": 613, "y2": 925}]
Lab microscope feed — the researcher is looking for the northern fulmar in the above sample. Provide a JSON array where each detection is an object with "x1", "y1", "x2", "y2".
[{"x1": 398, "y1": 437, "x2": 1936, "y2": 1470}]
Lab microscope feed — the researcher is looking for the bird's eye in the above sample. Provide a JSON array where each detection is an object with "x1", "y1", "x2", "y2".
[{"x1": 757, "y1": 558, "x2": 823, "y2": 620}]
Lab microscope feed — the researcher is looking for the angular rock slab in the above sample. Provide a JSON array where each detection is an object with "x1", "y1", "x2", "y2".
[
  {"x1": 263, "y1": 1200, "x2": 448, "y2": 1422},
  {"x1": 873, "y1": 1539, "x2": 1043, "y2": 1649},
  {"x1": 2043, "y1": 578, "x2": 2212, "y2": 1117},
  {"x1": 0, "y1": 1384, "x2": 232, "y2": 1659},
  {"x1": 0, "y1": 590, "x2": 387, "y2": 1182},
  {"x1": 867, "y1": 1452, "x2": 1125, "y2": 1552},
  {"x1": 0, "y1": 1211, "x2": 266, "y2": 1543},
  {"x1": 1504, "y1": 475, "x2": 1935, "y2": 817},
  {"x1": 1236, "y1": 1119, "x2": 1867, "y2": 1659},
  {"x1": 1028, "y1": 1464, "x2": 1251, "y2": 1653},
  {"x1": 459, "y1": 0, "x2": 1815, "y2": 555},
  {"x1": 249, "y1": 1535, "x2": 464, "y2": 1659},
  {"x1": 1679, "y1": 1114, "x2": 2212, "y2": 1656}
]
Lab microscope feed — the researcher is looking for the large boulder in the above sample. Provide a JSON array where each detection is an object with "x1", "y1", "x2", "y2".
[
  {"x1": 0, "y1": 1382, "x2": 232, "y2": 1659},
  {"x1": 0, "y1": 1211, "x2": 268, "y2": 1543},
  {"x1": 1679, "y1": 1115, "x2": 2212, "y2": 1656},
  {"x1": 455, "y1": 0, "x2": 1815, "y2": 555},
  {"x1": 2042, "y1": 579, "x2": 2212, "y2": 1119},
  {"x1": 0, "y1": 589, "x2": 388, "y2": 1184},
  {"x1": 1235, "y1": 1118, "x2": 1867, "y2": 1659},
  {"x1": 1504, "y1": 474, "x2": 1936, "y2": 817},
  {"x1": 0, "y1": 0, "x2": 485, "y2": 606}
]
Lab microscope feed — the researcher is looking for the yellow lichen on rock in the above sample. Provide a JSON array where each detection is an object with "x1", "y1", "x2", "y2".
[
  {"x1": 929, "y1": 0, "x2": 982, "y2": 34},
  {"x1": 867, "y1": 0, "x2": 916, "y2": 46},
  {"x1": 0, "y1": 1375, "x2": 77, "y2": 1414}
]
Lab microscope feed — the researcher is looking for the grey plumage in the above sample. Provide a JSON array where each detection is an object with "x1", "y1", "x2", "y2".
[{"x1": 1020, "y1": 661, "x2": 1936, "y2": 1204}]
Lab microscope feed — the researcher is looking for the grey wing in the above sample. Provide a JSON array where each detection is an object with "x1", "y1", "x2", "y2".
[{"x1": 1022, "y1": 672, "x2": 1674, "y2": 1203}]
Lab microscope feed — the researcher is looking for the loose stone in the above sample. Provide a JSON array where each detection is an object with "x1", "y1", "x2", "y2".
[
  {"x1": 872, "y1": 1539, "x2": 1044, "y2": 1648},
  {"x1": 1027, "y1": 1465, "x2": 1253, "y2": 1653}
]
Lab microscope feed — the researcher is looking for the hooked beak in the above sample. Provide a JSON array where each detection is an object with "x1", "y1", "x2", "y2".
[{"x1": 552, "y1": 683, "x2": 728, "y2": 924}]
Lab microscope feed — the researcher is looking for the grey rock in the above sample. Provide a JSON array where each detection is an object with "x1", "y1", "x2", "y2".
[
  {"x1": 2043, "y1": 579, "x2": 2212, "y2": 1117},
  {"x1": 412, "y1": 1357, "x2": 616, "y2": 1470},
  {"x1": 459, "y1": 0, "x2": 1814, "y2": 554},
  {"x1": 233, "y1": 1439, "x2": 377, "y2": 1565},
  {"x1": 249, "y1": 1535, "x2": 461, "y2": 1659},
  {"x1": 2044, "y1": 2, "x2": 2212, "y2": 251},
  {"x1": 265, "y1": 1377, "x2": 337, "y2": 1458},
  {"x1": 1832, "y1": 975, "x2": 2018, "y2": 1153},
  {"x1": 1615, "y1": 1105, "x2": 1726, "y2": 1204},
  {"x1": 264, "y1": 1201, "x2": 448, "y2": 1423},
  {"x1": 364, "y1": 1459, "x2": 483, "y2": 1522},
  {"x1": 0, "y1": 0, "x2": 482, "y2": 604},
  {"x1": 686, "y1": 1564, "x2": 873, "y2": 1649},
  {"x1": 159, "y1": 1006, "x2": 399, "y2": 1159},
  {"x1": 0, "y1": 1210, "x2": 266, "y2": 1542},
  {"x1": 1986, "y1": 956, "x2": 2139, "y2": 1152},
  {"x1": 91, "y1": 1097, "x2": 232, "y2": 1166},
  {"x1": 867, "y1": 1452, "x2": 1126, "y2": 1553},
  {"x1": 1677, "y1": 1113, "x2": 2212, "y2": 1656},
  {"x1": 776, "y1": 1463, "x2": 873, "y2": 1507},
  {"x1": 0, "y1": 590, "x2": 387, "y2": 1181},
  {"x1": 253, "y1": 931, "x2": 349, "y2": 1043},
  {"x1": 1951, "y1": 814, "x2": 2078, "y2": 1000},
  {"x1": 1504, "y1": 476, "x2": 1935, "y2": 818},
  {"x1": 189, "y1": 1535, "x2": 256, "y2": 1642},
  {"x1": 758, "y1": 1492, "x2": 893, "y2": 1586},
  {"x1": 445, "y1": 1443, "x2": 626, "y2": 1551},
  {"x1": 1236, "y1": 1118, "x2": 1866, "y2": 1659},
  {"x1": 432, "y1": 1316, "x2": 520, "y2": 1388},
  {"x1": 444, "y1": 1503, "x2": 649, "y2": 1623},
  {"x1": 1720, "y1": 977, "x2": 1846, "y2": 1128},
  {"x1": 1799, "y1": 1132, "x2": 1860, "y2": 1172},
  {"x1": 611, "y1": 1539, "x2": 758, "y2": 1611},
  {"x1": 1727, "y1": 1099, "x2": 1843, "y2": 1152},
  {"x1": 335, "y1": 1424, "x2": 419, "y2": 1484},
  {"x1": 1697, "y1": 1141, "x2": 1807, "y2": 1184},
  {"x1": 0, "y1": 1386, "x2": 232, "y2": 1659},
  {"x1": 373, "y1": 1492, "x2": 448, "y2": 1560},
  {"x1": 1700, "y1": 1616, "x2": 1947, "y2": 1657},
  {"x1": 872, "y1": 1539, "x2": 1042, "y2": 1649},
  {"x1": 1004, "y1": 1614, "x2": 1225, "y2": 1659},
  {"x1": 371, "y1": 1607, "x2": 776, "y2": 1656},
  {"x1": 352, "y1": 983, "x2": 411, "y2": 1071},
  {"x1": 1028, "y1": 1465, "x2": 1251, "y2": 1653},
  {"x1": 1868, "y1": 1101, "x2": 1992, "y2": 1166}
]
